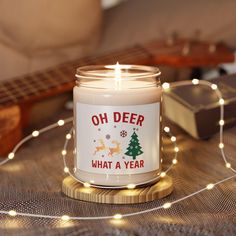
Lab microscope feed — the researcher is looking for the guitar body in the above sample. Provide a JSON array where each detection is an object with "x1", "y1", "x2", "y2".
[{"x1": 0, "y1": 105, "x2": 22, "y2": 156}]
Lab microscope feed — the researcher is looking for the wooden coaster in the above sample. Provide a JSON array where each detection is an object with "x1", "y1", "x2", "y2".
[{"x1": 62, "y1": 175, "x2": 173, "y2": 204}]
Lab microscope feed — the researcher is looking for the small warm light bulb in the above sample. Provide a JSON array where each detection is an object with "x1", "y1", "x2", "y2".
[
  {"x1": 160, "y1": 172, "x2": 166, "y2": 178},
  {"x1": 113, "y1": 214, "x2": 122, "y2": 220},
  {"x1": 219, "y1": 99, "x2": 224, "y2": 105},
  {"x1": 192, "y1": 79, "x2": 199, "y2": 85},
  {"x1": 219, "y1": 120, "x2": 224, "y2": 126},
  {"x1": 164, "y1": 126, "x2": 170, "y2": 133},
  {"x1": 61, "y1": 215, "x2": 70, "y2": 221},
  {"x1": 8, "y1": 210, "x2": 17, "y2": 216},
  {"x1": 226, "y1": 162, "x2": 231, "y2": 168},
  {"x1": 171, "y1": 136, "x2": 176, "y2": 142},
  {"x1": 83, "y1": 182, "x2": 91, "y2": 188},
  {"x1": 127, "y1": 184, "x2": 136, "y2": 189},
  {"x1": 172, "y1": 159, "x2": 178, "y2": 165},
  {"x1": 32, "y1": 130, "x2": 39, "y2": 137},
  {"x1": 162, "y1": 82, "x2": 170, "y2": 90},
  {"x1": 58, "y1": 120, "x2": 65, "y2": 126},
  {"x1": 219, "y1": 143, "x2": 224, "y2": 149},
  {"x1": 206, "y1": 183, "x2": 214, "y2": 190},
  {"x1": 211, "y1": 84, "x2": 218, "y2": 90},
  {"x1": 66, "y1": 134, "x2": 72, "y2": 140},
  {"x1": 163, "y1": 202, "x2": 172, "y2": 209},
  {"x1": 8, "y1": 152, "x2": 15, "y2": 160},
  {"x1": 174, "y1": 147, "x2": 179, "y2": 152},
  {"x1": 64, "y1": 167, "x2": 69, "y2": 173},
  {"x1": 61, "y1": 150, "x2": 67, "y2": 155}
]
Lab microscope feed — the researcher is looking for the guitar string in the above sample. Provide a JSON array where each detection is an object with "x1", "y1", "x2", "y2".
[{"x1": 74, "y1": 46, "x2": 149, "y2": 64}]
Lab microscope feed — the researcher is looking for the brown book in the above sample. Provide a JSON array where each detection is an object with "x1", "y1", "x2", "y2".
[{"x1": 163, "y1": 74, "x2": 236, "y2": 139}]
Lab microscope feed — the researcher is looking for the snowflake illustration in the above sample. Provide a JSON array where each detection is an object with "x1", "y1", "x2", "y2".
[
  {"x1": 120, "y1": 130, "x2": 127, "y2": 137},
  {"x1": 106, "y1": 134, "x2": 111, "y2": 140}
]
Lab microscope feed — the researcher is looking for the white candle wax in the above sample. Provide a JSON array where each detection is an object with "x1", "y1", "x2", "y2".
[{"x1": 74, "y1": 65, "x2": 162, "y2": 186}]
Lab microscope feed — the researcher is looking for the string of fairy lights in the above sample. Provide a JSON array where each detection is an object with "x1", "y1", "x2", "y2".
[
  {"x1": 61, "y1": 123, "x2": 178, "y2": 190},
  {"x1": 0, "y1": 79, "x2": 235, "y2": 222}
]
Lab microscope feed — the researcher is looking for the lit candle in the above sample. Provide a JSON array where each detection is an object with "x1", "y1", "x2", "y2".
[{"x1": 73, "y1": 64, "x2": 162, "y2": 186}]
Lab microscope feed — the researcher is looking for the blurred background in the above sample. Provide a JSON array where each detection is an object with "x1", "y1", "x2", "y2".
[{"x1": 1, "y1": 0, "x2": 236, "y2": 81}]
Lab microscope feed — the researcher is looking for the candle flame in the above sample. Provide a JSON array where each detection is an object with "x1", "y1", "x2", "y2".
[
  {"x1": 114, "y1": 62, "x2": 121, "y2": 90},
  {"x1": 105, "y1": 62, "x2": 129, "y2": 89},
  {"x1": 114, "y1": 62, "x2": 121, "y2": 81}
]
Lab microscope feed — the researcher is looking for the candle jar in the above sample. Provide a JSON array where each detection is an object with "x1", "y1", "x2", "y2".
[{"x1": 73, "y1": 64, "x2": 162, "y2": 187}]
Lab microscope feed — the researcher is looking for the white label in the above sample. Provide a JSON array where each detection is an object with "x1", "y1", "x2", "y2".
[{"x1": 75, "y1": 102, "x2": 160, "y2": 175}]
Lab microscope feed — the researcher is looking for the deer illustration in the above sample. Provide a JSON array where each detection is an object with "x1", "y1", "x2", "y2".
[
  {"x1": 93, "y1": 139, "x2": 107, "y2": 155},
  {"x1": 108, "y1": 141, "x2": 121, "y2": 157}
]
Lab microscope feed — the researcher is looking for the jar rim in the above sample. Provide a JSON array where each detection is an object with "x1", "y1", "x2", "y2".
[{"x1": 76, "y1": 64, "x2": 161, "y2": 81}]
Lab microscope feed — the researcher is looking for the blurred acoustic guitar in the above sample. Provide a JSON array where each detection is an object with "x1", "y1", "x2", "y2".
[{"x1": 0, "y1": 38, "x2": 234, "y2": 156}]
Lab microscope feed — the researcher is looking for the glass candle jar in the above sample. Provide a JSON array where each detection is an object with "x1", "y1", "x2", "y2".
[{"x1": 73, "y1": 64, "x2": 162, "y2": 187}]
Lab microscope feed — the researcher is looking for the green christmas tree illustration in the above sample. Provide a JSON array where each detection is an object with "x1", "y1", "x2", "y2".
[{"x1": 125, "y1": 131, "x2": 143, "y2": 160}]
